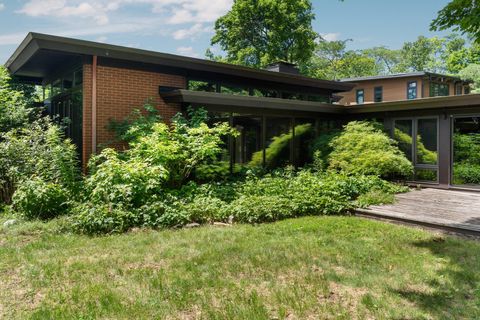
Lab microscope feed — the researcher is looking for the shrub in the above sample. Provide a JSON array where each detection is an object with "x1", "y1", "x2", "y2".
[
  {"x1": 227, "y1": 195, "x2": 295, "y2": 223},
  {"x1": 128, "y1": 108, "x2": 237, "y2": 187},
  {"x1": 328, "y1": 121, "x2": 413, "y2": 178},
  {"x1": 72, "y1": 204, "x2": 139, "y2": 235},
  {"x1": 453, "y1": 163, "x2": 480, "y2": 184},
  {"x1": 12, "y1": 177, "x2": 70, "y2": 220},
  {"x1": 179, "y1": 196, "x2": 227, "y2": 223},
  {"x1": 85, "y1": 148, "x2": 168, "y2": 209},
  {"x1": 0, "y1": 118, "x2": 80, "y2": 204}
]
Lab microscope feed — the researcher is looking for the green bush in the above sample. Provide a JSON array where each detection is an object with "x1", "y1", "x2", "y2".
[
  {"x1": 72, "y1": 204, "x2": 139, "y2": 235},
  {"x1": 227, "y1": 195, "x2": 295, "y2": 223},
  {"x1": 0, "y1": 118, "x2": 80, "y2": 204},
  {"x1": 179, "y1": 196, "x2": 227, "y2": 223},
  {"x1": 85, "y1": 148, "x2": 168, "y2": 209},
  {"x1": 453, "y1": 163, "x2": 480, "y2": 184},
  {"x1": 328, "y1": 121, "x2": 413, "y2": 178},
  {"x1": 12, "y1": 177, "x2": 70, "y2": 220}
]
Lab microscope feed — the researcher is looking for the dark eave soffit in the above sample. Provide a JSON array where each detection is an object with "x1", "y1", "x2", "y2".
[{"x1": 6, "y1": 32, "x2": 354, "y2": 93}]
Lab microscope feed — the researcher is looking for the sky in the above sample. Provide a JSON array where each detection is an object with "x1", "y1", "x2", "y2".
[{"x1": 0, "y1": 0, "x2": 455, "y2": 64}]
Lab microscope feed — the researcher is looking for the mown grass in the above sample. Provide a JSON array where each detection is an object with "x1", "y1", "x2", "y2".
[{"x1": 0, "y1": 214, "x2": 479, "y2": 319}]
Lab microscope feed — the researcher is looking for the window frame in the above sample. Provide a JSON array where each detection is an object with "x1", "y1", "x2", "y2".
[
  {"x1": 356, "y1": 89, "x2": 365, "y2": 104},
  {"x1": 407, "y1": 81, "x2": 417, "y2": 100},
  {"x1": 374, "y1": 86, "x2": 383, "y2": 103}
]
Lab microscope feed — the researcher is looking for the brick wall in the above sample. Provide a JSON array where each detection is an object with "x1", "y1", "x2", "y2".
[{"x1": 82, "y1": 62, "x2": 186, "y2": 166}]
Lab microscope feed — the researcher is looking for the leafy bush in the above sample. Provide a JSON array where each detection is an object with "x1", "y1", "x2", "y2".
[
  {"x1": 453, "y1": 163, "x2": 480, "y2": 184},
  {"x1": 179, "y1": 196, "x2": 227, "y2": 223},
  {"x1": 12, "y1": 177, "x2": 70, "y2": 220},
  {"x1": 329, "y1": 121, "x2": 413, "y2": 178},
  {"x1": 0, "y1": 66, "x2": 33, "y2": 133},
  {"x1": 128, "y1": 108, "x2": 237, "y2": 187},
  {"x1": 72, "y1": 204, "x2": 140, "y2": 235},
  {"x1": 0, "y1": 118, "x2": 80, "y2": 204},
  {"x1": 85, "y1": 148, "x2": 168, "y2": 209},
  {"x1": 227, "y1": 195, "x2": 295, "y2": 223}
]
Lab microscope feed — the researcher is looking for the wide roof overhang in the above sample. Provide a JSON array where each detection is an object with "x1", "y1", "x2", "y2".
[
  {"x1": 162, "y1": 90, "x2": 480, "y2": 115},
  {"x1": 5, "y1": 32, "x2": 354, "y2": 93}
]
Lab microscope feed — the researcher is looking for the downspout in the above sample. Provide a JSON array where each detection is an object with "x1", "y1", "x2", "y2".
[{"x1": 92, "y1": 55, "x2": 97, "y2": 154}]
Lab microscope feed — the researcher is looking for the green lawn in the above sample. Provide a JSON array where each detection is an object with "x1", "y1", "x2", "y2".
[{"x1": 0, "y1": 216, "x2": 479, "y2": 319}]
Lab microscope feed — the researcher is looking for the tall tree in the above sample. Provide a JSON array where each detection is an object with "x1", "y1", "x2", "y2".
[
  {"x1": 305, "y1": 39, "x2": 379, "y2": 80},
  {"x1": 211, "y1": 0, "x2": 317, "y2": 68},
  {"x1": 460, "y1": 64, "x2": 480, "y2": 93},
  {"x1": 362, "y1": 47, "x2": 402, "y2": 75},
  {"x1": 431, "y1": 0, "x2": 480, "y2": 43},
  {"x1": 396, "y1": 36, "x2": 445, "y2": 73}
]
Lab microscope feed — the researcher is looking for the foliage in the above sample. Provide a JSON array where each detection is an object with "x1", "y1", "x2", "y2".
[
  {"x1": 128, "y1": 109, "x2": 237, "y2": 187},
  {"x1": 308, "y1": 129, "x2": 341, "y2": 166},
  {"x1": 12, "y1": 177, "x2": 70, "y2": 220},
  {"x1": 195, "y1": 162, "x2": 243, "y2": 182},
  {"x1": 85, "y1": 148, "x2": 168, "y2": 209},
  {"x1": 328, "y1": 121, "x2": 413, "y2": 178},
  {"x1": 431, "y1": 0, "x2": 480, "y2": 43},
  {"x1": 460, "y1": 64, "x2": 480, "y2": 93},
  {"x1": 452, "y1": 132, "x2": 480, "y2": 184},
  {"x1": 393, "y1": 128, "x2": 438, "y2": 165},
  {"x1": 0, "y1": 118, "x2": 80, "y2": 204},
  {"x1": 108, "y1": 102, "x2": 162, "y2": 143},
  {"x1": 453, "y1": 163, "x2": 480, "y2": 184},
  {"x1": 306, "y1": 34, "x2": 480, "y2": 78},
  {"x1": 211, "y1": 0, "x2": 317, "y2": 67},
  {"x1": 304, "y1": 39, "x2": 379, "y2": 80},
  {"x1": 0, "y1": 66, "x2": 32, "y2": 133}
]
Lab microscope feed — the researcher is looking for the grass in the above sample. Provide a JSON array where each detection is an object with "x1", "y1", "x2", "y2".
[{"x1": 0, "y1": 215, "x2": 479, "y2": 319}]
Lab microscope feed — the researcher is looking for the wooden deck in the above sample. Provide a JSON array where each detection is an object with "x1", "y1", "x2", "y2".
[{"x1": 357, "y1": 188, "x2": 480, "y2": 235}]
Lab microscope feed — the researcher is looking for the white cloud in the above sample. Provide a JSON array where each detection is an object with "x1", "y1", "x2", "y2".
[
  {"x1": 321, "y1": 32, "x2": 341, "y2": 41},
  {"x1": 172, "y1": 23, "x2": 211, "y2": 40},
  {"x1": 0, "y1": 3, "x2": 5, "y2": 11},
  {"x1": 176, "y1": 46, "x2": 199, "y2": 57},
  {"x1": 18, "y1": 0, "x2": 111, "y2": 25},
  {"x1": 10, "y1": 0, "x2": 233, "y2": 42}
]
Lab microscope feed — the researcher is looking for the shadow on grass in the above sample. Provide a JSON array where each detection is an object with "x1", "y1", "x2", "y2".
[{"x1": 392, "y1": 237, "x2": 480, "y2": 318}]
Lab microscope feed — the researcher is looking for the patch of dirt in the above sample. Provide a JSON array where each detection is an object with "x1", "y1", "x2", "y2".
[
  {"x1": 317, "y1": 282, "x2": 374, "y2": 320},
  {"x1": 0, "y1": 268, "x2": 45, "y2": 318}
]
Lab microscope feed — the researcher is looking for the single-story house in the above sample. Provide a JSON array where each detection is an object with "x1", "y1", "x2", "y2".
[{"x1": 5, "y1": 33, "x2": 480, "y2": 190}]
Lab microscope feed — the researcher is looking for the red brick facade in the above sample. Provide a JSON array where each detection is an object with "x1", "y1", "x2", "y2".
[{"x1": 82, "y1": 62, "x2": 186, "y2": 165}]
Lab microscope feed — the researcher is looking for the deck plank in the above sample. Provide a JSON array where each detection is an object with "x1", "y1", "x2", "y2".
[{"x1": 360, "y1": 188, "x2": 480, "y2": 234}]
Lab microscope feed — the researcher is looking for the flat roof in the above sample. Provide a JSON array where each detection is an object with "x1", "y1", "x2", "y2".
[
  {"x1": 345, "y1": 93, "x2": 480, "y2": 114},
  {"x1": 5, "y1": 32, "x2": 354, "y2": 93},
  {"x1": 161, "y1": 90, "x2": 345, "y2": 114},
  {"x1": 341, "y1": 72, "x2": 464, "y2": 83},
  {"x1": 161, "y1": 90, "x2": 480, "y2": 115}
]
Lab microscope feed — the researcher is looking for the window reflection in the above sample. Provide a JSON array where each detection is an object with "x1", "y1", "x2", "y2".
[
  {"x1": 263, "y1": 117, "x2": 292, "y2": 168},
  {"x1": 452, "y1": 117, "x2": 480, "y2": 187},
  {"x1": 416, "y1": 118, "x2": 438, "y2": 165},
  {"x1": 233, "y1": 115, "x2": 263, "y2": 166}
]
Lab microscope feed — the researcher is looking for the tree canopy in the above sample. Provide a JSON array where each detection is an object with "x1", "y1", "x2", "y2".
[
  {"x1": 211, "y1": 0, "x2": 317, "y2": 68},
  {"x1": 431, "y1": 0, "x2": 480, "y2": 43}
]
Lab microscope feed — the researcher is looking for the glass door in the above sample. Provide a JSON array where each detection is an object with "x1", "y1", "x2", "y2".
[
  {"x1": 452, "y1": 116, "x2": 480, "y2": 188},
  {"x1": 393, "y1": 117, "x2": 439, "y2": 183}
]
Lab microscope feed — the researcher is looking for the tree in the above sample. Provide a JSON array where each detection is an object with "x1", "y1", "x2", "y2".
[
  {"x1": 395, "y1": 36, "x2": 445, "y2": 73},
  {"x1": 431, "y1": 0, "x2": 480, "y2": 43},
  {"x1": 459, "y1": 64, "x2": 480, "y2": 93},
  {"x1": 305, "y1": 39, "x2": 379, "y2": 80},
  {"x1": 211, "y1": 0, "x2": 318, "y2": 68},
  {"x1": 363, "y1": 46, "x2": 402, "y2": 75}
]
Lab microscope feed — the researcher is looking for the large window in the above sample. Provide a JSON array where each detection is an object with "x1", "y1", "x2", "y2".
[
  {"x1": 233, "y1": 115, "x2": 263, "y2": 166},
  {"x1": 356, "y1": 89, "x2": 364, "y2": 104},
  {"x1": 452, "y1": 116, "x2": 480, "y2": 187},
  {"x1": 393, "y1": 117, "x2": 438, "y2": 183},
  {"x1": 430, "y1": 82, "x2": 449, "y2": 97},
  {"x1": 374, "y1": 86, "x2": 383, "y2": 103},
  {"x1": 407, "y1": 81, "x2": 417, "y2": 100},
  {"x1": 264, "y1": 117, "x2": 292, "y2": 168}
]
